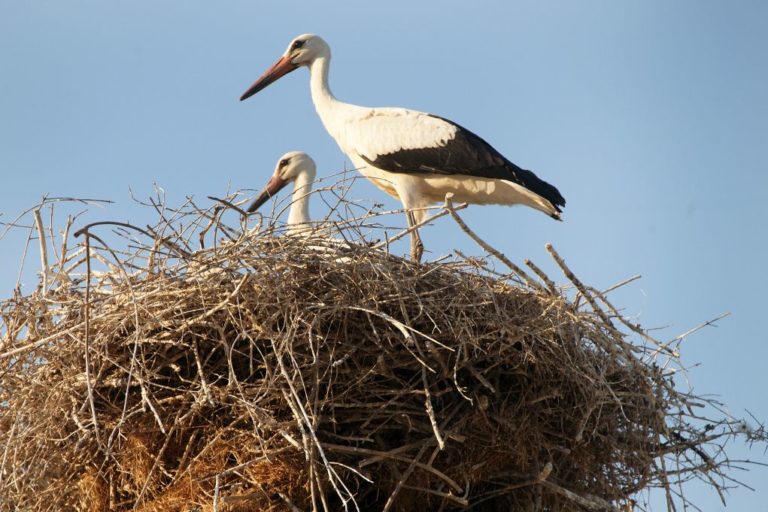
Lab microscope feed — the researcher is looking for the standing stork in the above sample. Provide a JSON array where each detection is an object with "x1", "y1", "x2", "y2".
[
  {"x1": 248, "y1": 151, "x2": 316, "y2": 234},
  {"x1": 240, "y1": 34, "x2": 565, "y2": 261}
]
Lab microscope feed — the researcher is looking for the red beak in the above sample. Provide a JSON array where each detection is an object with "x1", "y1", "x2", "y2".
[
  {"x1": 247, "y1": 175, "x2": 289, "y2": 213},
  {"x1": 240, "y1": 56, "x2": 299, "y2": 101}
]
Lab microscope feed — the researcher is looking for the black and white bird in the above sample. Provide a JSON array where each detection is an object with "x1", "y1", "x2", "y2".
[
  {"x1": 240, "y1": 34, "x2": 565, "y2": 261},
  {"x1": 248, "y1": 151, "x2": 316, "y2": 235}
]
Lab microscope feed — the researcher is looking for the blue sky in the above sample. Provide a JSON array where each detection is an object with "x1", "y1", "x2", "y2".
[{"x1": 2, "y1": 1, "x2": 767, "y2": 508}]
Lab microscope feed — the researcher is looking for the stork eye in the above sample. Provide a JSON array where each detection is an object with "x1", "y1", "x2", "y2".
[
  {"x1": 291, "y1": 40, "x2": 305, "y2": 50},
  {"x1": 279, "y1": 159, "x2": 289, "y2": 167}
]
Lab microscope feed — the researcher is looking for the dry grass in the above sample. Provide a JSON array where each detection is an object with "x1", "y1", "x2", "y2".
[{"x1": 0, "y1": 190, "x2": 764, "y2": 511}]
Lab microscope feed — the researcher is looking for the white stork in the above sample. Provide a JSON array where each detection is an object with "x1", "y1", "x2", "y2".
[
  {"x1": 247, "y1": 151, "x2": 316, "y2": 234},
  {"x1": 240, "y1": 34, "x2": 565, "y2": 261}
]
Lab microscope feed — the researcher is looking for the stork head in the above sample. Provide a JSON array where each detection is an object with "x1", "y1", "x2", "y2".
[
  {"x1": 240, "y1": 34, "x2": 329, "y2": 101},
  {"x1": 247, "y1": 151, "x2": 317, "y2": 213}
]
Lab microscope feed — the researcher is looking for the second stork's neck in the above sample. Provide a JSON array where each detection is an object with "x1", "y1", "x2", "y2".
[{"x1": 287, "y1": 173, "x2": 313, "y2": 232}]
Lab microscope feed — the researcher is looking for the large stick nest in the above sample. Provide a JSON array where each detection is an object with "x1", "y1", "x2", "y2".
[{"x1": 0, "y1": 194, "x2": 763, "y2": 511}]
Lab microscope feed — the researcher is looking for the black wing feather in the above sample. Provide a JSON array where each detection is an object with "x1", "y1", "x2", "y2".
[{"x1": 361, "y1": 115, "x2": 565, "y2": 211}]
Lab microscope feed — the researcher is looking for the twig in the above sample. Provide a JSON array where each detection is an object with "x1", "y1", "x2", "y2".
[
  {"x1": 654, "y1": 312, "x2": 731, "y2": 357},
  {"x1": 81, "y1": 233, "x2": 102, "y2": 450},
  {"x1": 324, "y1": 443, "x2": 463, "y2": 493},
  {"x1": 546, "y1": 244, "x2": 616, "y2": 332},
  {"x1": 422, "y1": 367, "x2": 445, "y2": 450},
  {"x1": 371, "y1": 202, "x2": 469, "y2": 252},
  {"x1": 539, "y1": 480, "x2": 619, "y2": 511},
  {"x1": 213, "y1": 474, "x2": 220, "y2": 512},
  {"x1": 382, "y1": 443, "x2": 431, "y2": 512},
  {"x1": 75, "y1": 220, "x2": 191, "y2": 258},
  {"x1": 209, "y1": 195, "x2": 249, "y2": 217},
  {"x1": 524, "y1": 258, "x2": 557, "y2": 294},
  {"x1": 445, "y1": 194, "x2": 544, "y2": 291},
  {"x1": 33, "y1": 207, "x2": 49, "y2": 295},
  {"x1": 602, "y1": 274, "x2": 641, "y2": 295}
]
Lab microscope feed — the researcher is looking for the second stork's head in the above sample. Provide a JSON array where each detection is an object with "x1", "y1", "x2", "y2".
[
  {"x1": 247, "y1": 151, "x2": 317, "y2": 213},
  {"x1": 240, "y1": 34, "x2": 330, "y2": 101}
]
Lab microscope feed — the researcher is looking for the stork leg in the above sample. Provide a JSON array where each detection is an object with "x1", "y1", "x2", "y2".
[{"x1": 406, "y1": 210, "x2": 424, "y2": 263}]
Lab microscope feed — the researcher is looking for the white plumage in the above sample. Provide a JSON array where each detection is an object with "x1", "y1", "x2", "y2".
[{"x1": 336, "y1": 109, "x2": 459, "y2": 162}]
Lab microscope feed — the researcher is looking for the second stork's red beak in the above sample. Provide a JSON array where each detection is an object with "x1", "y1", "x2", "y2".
[
  {"x1": 240, "y1": 55, "x2": 299, "y2": 101},
  {"x1": 247, "y1": 175, "x2": 289, "y2": 213}
]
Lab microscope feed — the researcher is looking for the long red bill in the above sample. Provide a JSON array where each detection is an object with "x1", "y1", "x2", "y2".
[
  {"x1": 240, "y1": 56, "x2": 299, "y2": 101},
  {"x1": 247, "y1": 175, "x2": 289, "y2": 213}
]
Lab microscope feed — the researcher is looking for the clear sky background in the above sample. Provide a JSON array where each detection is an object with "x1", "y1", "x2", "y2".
[{"x1": 2, "y1": 1, "x2": 767, "y2": 509}]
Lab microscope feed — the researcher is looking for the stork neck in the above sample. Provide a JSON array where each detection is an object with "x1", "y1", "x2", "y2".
[
  {"x1": 287, "y1": 174, "x2": 313, "y2": 230},
  {"x1": 309, "y1": 56, "x2": 343, "y2": 129}
]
